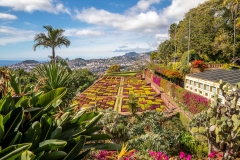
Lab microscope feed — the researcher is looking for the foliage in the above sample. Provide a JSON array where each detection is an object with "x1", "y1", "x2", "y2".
[
  {"x1": 106, "y1": 64, "x2": 121, "y2": 73},
  {"x1": 153, "y1": 75, "x2": 210, "y2": 114},
  {"x1": 33, "y1": 25, "x2": 70, "y2": 60},
  {"x1": 155, "y1": 68, "x2": 183, "y2": 80},
  {"x1": 222, "y1": 63, "x2": 240, "y2": 70},
  {"x1": 65, "y1": 68, "x2": 97, "y2": 104},
  {"x1": 189, "y1": 80, "x2": 240, "y2": 159},
  {"x1": 127, "y1": 93, "x2": 138, "y2": 115},
  {"x1": 33, "y1": 61, "x2": 71, "y2": 92},
  {"x1": 98, "y1": 109, "x2": 193, "y2": 157},
  {"x1": 0, "y1": 73, "x2": 120, "y2": 159}
]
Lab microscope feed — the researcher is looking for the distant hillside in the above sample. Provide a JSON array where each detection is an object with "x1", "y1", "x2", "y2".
[
  {"x1": 21, "y1": 60, "x2": 39, "y2": 64},
  {"x1": 124, "y1": 52, "x2": 138, "y2": 57},
  {"x1": 8, "y1": 51, "x2": 151, "y2": 73}
]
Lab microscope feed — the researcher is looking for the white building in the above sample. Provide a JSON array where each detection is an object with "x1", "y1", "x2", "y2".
[{"x1": 185, "y1": 69, "x2": 240, "y2": 104}]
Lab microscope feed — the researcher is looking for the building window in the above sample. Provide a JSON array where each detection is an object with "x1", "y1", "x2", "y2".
[
  {"x1": 190, "y1": 87, "x2": 192, "y2": 90},
  {"x1": 206, "y1": 85, "x2": 210, "y2": 91},
  {"x1": 199, "y1": 90, "x2": 202, "y2": 94},
  {"x1": 205, "y1": 93, "x2": 208, "y2": 96},
  {"x1": 190, "y1": 80, "x2": 194, "y2": 85},
  {"x1": 212, "y1": 87, "x2": 216, "y2": 93},
  {"x1": 195, "y1": 82, "x2": 198, "y2": 87},
  {"x1": 200, "y1": 83, "x2": 203, "y2": 89},
  {"x1": 195, "y1": 89, "x2": 197, "y2": 92},
  {"x1": 186, "y1": 79, "x2": 190, "y2": 84},
  {"x1": 219, "y1": 89, "x2": 223, "y2": 95}
]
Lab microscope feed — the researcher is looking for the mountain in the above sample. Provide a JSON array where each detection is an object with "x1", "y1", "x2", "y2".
[
  {"x1": 8, "y1": 51, "x2": 151, "y2": 73},
  {"x1": 124, "y1": 52, "x2": 138, "y2": 57}
]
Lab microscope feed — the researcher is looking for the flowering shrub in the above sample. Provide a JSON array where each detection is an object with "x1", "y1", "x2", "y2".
[
  {"x1": 155, "y1": 68, "x2": 183, "y2": 79},
  {"x1": 179, "y1": 151, "x2": 192, "y2": 160},
  {"x1": 182, "y1": 92, "x2": 210, "y2": 114},
  {"x1": 149, "y1": 150, "x2": 169, "y2": 160},
  {"x1": 93, "y1": 149, "x2": 137, "y2": 160},
  {"x1": 208, "y1": 151, "x2": 223, "y2": 160},
  {"x1": 153, "y1": 74, "x2": 210, "y2": 114},
  {"x1": 153, "y1": 75, "x2": 161, "y2": 86},
  {"x1": 192, "y1": 60, "x2": 206, "y2": 71}
]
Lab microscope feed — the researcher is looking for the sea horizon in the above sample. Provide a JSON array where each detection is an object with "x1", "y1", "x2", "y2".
[{"x1": 0, "y1": 60, "x2": 47, "y2": 67}]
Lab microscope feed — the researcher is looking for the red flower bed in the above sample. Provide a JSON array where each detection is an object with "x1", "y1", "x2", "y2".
[{"x1": 192, "y1": 60, "x2": 206, "y2": 68}]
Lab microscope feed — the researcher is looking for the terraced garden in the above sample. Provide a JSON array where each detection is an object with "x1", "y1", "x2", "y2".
[{"x1": 75, "y1": 75, "x2": 166, "y2": 114}]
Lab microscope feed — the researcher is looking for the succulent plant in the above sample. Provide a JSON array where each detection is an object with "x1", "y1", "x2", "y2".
[{"x1": 189, "y1": 80, "x2": 240, "y2": 159}]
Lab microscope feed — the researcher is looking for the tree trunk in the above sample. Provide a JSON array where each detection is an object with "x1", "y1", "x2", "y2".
[{"x1": 52, "y1": 47, "x2": 55, "y2": 60}]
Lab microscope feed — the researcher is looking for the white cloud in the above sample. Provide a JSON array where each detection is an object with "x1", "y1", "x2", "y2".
[
  {"x1": 65, "y1": 29, "x2": 105, "y2": 37},
  {"x1": 162, "y1": 0, "x2": 208, "y2": 21},
  {"x1": 113, "y1": 46, "x2": 152, "y2": 53},
  {"x1": 75, "y1": 7, "x2": 168, "y2": 32},
  {"x1": 0, "y1": 13, "x2": 17, "y2": 20},
  {"x1": 0, "y1": 0, "x2": 70, "y2": 14},
  {"x1": 74, "y1": 0, "x2": 207, "y2": 33},
  {"x1": 0, "y1": 26, "x2": 36, "y2": 45},
  {"x1": 128, "y1": 0, "x2": 160, "y2": 14}
]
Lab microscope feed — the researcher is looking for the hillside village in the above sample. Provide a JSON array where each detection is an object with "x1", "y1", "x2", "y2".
[{"x1": 7, "y1": 52, "x2": 150, "y2": 73}]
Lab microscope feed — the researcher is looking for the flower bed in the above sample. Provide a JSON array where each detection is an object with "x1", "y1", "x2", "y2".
[
  {"x1": 121, "y1": 97, "x2": 163, "y2": 112},
  {"x1": 153, "y1": 75, "x2": 161, "y2": 86},
  {"x1": 152, "y1": 74, "x2": 210, "y2": 114},
  {"x1": 75, "y1": 95, "x2": 116, "y2": 109}
]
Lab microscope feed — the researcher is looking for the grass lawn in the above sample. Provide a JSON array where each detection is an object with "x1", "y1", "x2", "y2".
[{"x1": 105, "y1": 71, "x2": 139, "y2": 76}]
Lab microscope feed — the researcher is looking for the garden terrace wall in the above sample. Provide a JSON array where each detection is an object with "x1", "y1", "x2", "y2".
[{"x1": 151, "y1": 74, "x2": 210, "y2": 114}]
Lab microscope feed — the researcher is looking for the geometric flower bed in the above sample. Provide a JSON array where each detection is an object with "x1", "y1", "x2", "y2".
[
  {"x1": 121, "y1": 97, "x2": 163, "y2": 112},
  {"x1": 75, "y1": 75, "x2": 165, "y2": 113},
  {"x1": 75, "y1": 95, "x2": 116, "y2": 110},
  {"x1": 121, "y1": 76, "x2": 164, "y2": 113},
  {"x1": 82, "y1": 76, "x2": 120, "y2": 96}
]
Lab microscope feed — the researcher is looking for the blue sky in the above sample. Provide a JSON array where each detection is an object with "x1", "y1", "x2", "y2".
[{"x1": 0, "y1": 0, "x2": 207, "y2": 60}]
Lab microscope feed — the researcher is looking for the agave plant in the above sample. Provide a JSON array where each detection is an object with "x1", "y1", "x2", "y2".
[{"x1": 33, "y1": 61, "x2": 71, "y2": 92}]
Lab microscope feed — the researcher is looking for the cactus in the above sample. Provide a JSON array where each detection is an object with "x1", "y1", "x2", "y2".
[{"x1": 189, "y1": 80, "x2": 240, "y2": 159}]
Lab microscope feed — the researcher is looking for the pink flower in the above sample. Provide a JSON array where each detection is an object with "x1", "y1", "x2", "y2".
[
  {"x1": 179, "y1": 151, "x2": 185, "y2": 159},
  {"x1": 208, "y1": 151, "x2": 217, "y2": 158},
  {"x1": 186, "y1": 154, "x2": 192, "y2": 160},
  {"x1": 217, "y1": 153, "x2": 223, "y2": 157}
]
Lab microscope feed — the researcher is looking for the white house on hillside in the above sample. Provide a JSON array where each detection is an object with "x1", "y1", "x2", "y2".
[{"x1": 185, "y1": 69, "x2": 240, "y2": 104}]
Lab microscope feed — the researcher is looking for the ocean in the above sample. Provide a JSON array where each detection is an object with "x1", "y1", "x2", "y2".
[{"x1": 0, "y1": 60, "x2": 22, "y2": 67}]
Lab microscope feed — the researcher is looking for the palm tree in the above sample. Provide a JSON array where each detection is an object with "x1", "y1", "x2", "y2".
[{"x1": 33, "y1": 26, "x2": 70, "y2": 60}]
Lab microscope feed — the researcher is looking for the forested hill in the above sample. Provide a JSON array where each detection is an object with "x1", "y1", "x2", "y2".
[{"x1": 154, "y1": 0, "x2": 240, "y2": 63}]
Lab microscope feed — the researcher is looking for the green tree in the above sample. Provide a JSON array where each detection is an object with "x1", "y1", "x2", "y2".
[
  {"x1": 106, "y1": 64, "x2": 121, "y2": 73},
  {"x1": 127, "y1": 93, "x2": 138, "y2": 116},
  {"x1": 33, "y1": 26, "x2": 70, "y2": 60}
]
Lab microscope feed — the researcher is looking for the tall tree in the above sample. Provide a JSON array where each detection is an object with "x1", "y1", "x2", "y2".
[{"x1": 33, "y1": 26, "x2": 70, "y2": 60}]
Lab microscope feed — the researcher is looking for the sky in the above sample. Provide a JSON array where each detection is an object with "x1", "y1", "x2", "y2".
[{"x1": 0, "y1": 0, "x2": 207, "y2": 61}]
